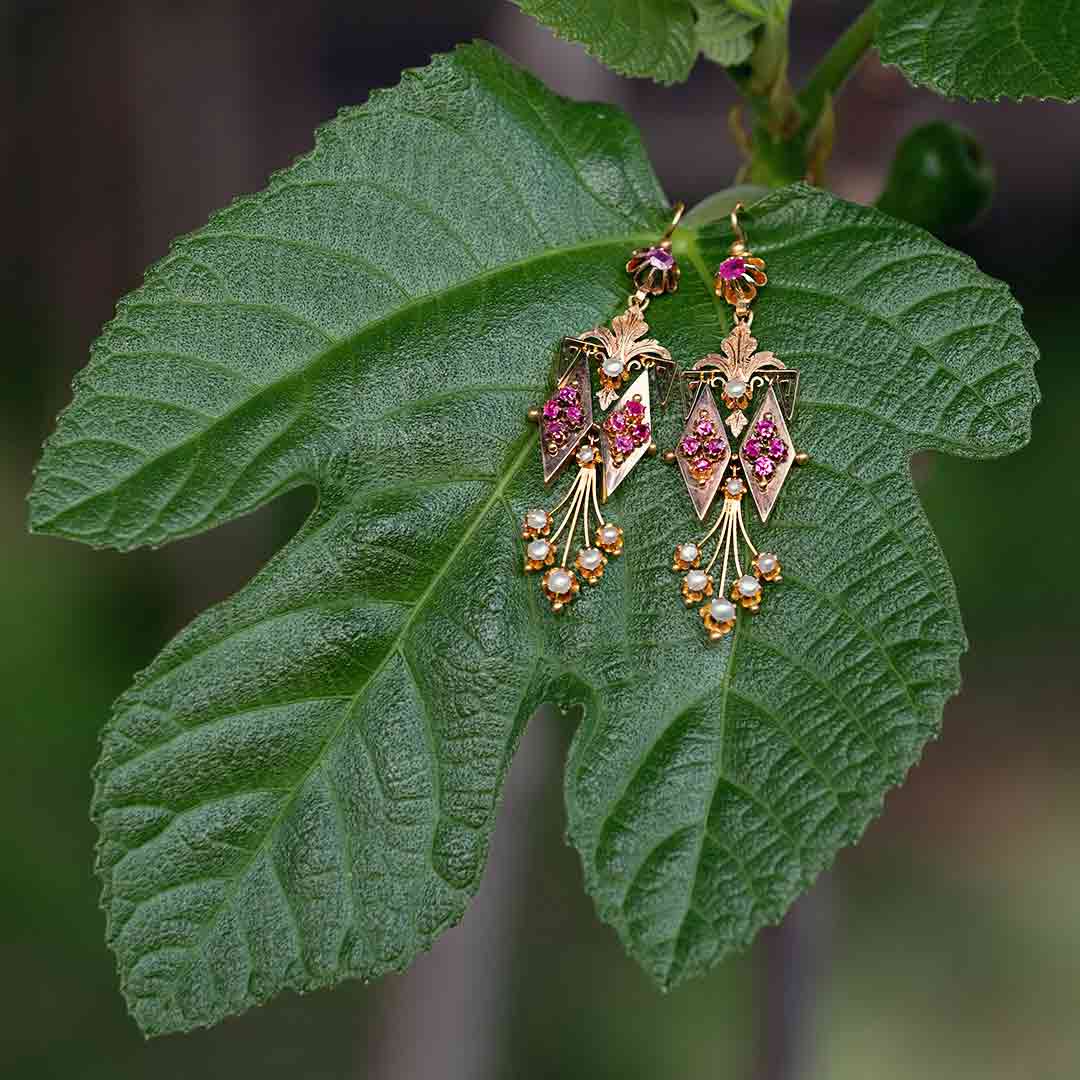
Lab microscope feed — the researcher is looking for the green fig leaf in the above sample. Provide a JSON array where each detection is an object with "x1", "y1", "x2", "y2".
[
  {"x1": 877, "y1": 0, "x2": 1080, "y2": 102},
  {"x1": 30, "y1": 43, "x2": 1038, "y2": 1035}
]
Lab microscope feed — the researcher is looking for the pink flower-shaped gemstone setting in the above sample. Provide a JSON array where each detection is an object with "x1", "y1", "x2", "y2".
[{"x1": 717, "y1": 256, "x2": 747, "y2": 281}]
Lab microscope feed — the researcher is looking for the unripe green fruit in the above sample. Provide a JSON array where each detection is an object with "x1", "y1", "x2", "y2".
[{"x1": 877, "y1": 121, "x2": 995, "y2": 235}]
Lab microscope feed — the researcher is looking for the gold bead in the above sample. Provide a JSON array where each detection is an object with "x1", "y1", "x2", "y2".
[
  {"x1": 662, "y1": 449, "x2": 677, "y2": 464},
  {"x1": 646, "y1": 441, "x2": 658, "y2": 457},
  {"x1": 794, "y1": 451, "x2": 810, "y2": 466},
  {"x1": 527, "y1": 407, "x2": 542, "y2": 423}
]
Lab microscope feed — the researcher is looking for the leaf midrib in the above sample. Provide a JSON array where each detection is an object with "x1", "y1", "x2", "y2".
[
  {"x1": 132, "y1": 429, "x2": 541, "y2": 981},
  {"x1": 33, "y1": 230, "x2": 654, "y2": 541}
]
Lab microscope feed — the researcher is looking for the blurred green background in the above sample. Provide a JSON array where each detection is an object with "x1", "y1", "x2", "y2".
[{"x1": 6, "y1": 2, "x2": 1079, "y2": 1078}]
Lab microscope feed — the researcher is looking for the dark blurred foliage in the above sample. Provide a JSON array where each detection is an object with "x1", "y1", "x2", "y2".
[{"x1": 4, "y1": 2, "x2": 1079, "y2": 1078}]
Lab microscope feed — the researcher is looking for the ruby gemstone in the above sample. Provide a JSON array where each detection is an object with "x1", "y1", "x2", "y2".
[
  {"x1": 717, "y1": 256, "x2": 747, "y2": 281},
  {"x1": 680, "y1": 436, "x2": 700, "y2": 456},
  {"x1": 645, "y1": 246, "x2": 675, "y2": 270}
]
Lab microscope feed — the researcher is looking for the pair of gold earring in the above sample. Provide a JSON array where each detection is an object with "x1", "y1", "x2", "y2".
[{"x1": 520, "y1": 203, "x2": 808, "y2": 640}]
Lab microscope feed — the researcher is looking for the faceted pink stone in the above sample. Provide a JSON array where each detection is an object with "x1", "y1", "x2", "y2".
[
  {"x1": 692, "y1": 457, "x2": 712, "y2": 474},
  {"x1": 753, "y1": 456, "x2": 775, "y2": 479},
  {"x1": 565, "y1": 405, "x2": 584, "y2": 426},
  {"x1": 607, "y1": 411, "x2": 627, "y2": 432},
  {"x1": 717, "y1": 256, "x2": 747, "y2": 281},
  {"x1": 542, "y1": 400, "x2": 560, "y2": 420},
  {"x1": 625, "y1": 399, "x2": 645, "y2": 418},
  {"x1": 546, "y1": 420, "x2": 566, "y2": 441},
  {"x1": 680, "y1": 436, "x2": 700, "y2": 456},
  {"x1": 704, "y1": 438, "x2": 726, "y2": 457},
  {"x1": 743, "y1": 438, "x2": 761, "y2": 459},
  {"x1": 633, "y1": 423, "x2": 650, "y2": 444},
  {"x1": 615, "y1": 435, "x2": 634, "y2": 455},
  {"x1": 754, "y1": 418, "x2": 776, "y2": 438},
  {"x1": 695, "y1": 418, "x2": 715, "y2": 437},
  {"x1": 768, "y1": 437, "x2": 788, "y2": 460},
  {"x1": 645, "y1": 246, "x2": 675, "y2": 270},
  {"x1": 557, "y1": 385, "x2": 579, "y2": 403}
]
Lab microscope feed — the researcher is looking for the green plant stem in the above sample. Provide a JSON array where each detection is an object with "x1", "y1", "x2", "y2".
[
  {"x1": 798, "y1": 3, "x2": 880, "y2": 131},
  {"x1": 730, "y1": 1, "x2": 880, "y2": 187}
]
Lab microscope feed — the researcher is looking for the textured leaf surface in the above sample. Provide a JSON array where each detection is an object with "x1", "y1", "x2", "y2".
[
  {"x1": 510, "y1": 0, "x2": 698, "y2": 83},
  {"x1": 510, "y1": 0, "x2": 766, "y2": 83},
  {"x1": 30, "y1": 47, "x2": 1038, "y2": 1033},
  {"x1": 694, "y1": 2, "x2": 758, "y2": 67},
  {"x1": 878, "y1": 0, "x2": 1080, "y2": 102}
]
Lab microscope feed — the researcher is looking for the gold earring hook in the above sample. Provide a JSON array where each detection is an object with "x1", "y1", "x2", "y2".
[
  {"x1": 659, "y1": 201, "x2": 686, "y2": 249},
  {"x1": 730, "y1": 202, "x2": 748, "y2": 253}
]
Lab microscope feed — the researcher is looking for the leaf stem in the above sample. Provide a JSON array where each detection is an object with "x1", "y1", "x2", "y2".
[
  {"x1": 727, "y1": 1, "x2": 880, "y2": 187},
  {"x1": 798, "y1": 3, "x2": 881, "y2": 129}
]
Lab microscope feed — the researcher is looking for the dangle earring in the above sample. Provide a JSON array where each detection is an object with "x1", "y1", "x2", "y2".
[
  {"x1": 520, "y1": 205, "x2": 685, "y2": 612},
  {"x1": 666, "y1": 203, "x2": 810, "y2": 640}
]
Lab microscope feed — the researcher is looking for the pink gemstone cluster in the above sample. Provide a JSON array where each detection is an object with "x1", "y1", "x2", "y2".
[
  {"x1": 679, "y1": 412, "x2": 728, "y2": 481},
  {"x1": 742, "y1": 415, "x2": 788, "y2": 484},
  {"x1": 542, "y1": 380, "x2": 587, "y2": 450},
  {"x1": 603, "y1": 396, "x2": 650, "y2": 463}
]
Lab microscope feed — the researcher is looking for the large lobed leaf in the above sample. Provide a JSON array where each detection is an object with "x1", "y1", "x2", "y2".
[
  {"x1": 30, "y1": 44, "x2": 1038, "y2": 1034},
  {"x1": 877, "y1": 0, "x2": 1080, "y2": 102}
]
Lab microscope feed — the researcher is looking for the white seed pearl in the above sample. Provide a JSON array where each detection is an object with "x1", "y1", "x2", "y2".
[
  {"x1": 603, "y1": 357, "x2": 624, "y2": 379},
  {"x1": 527, "y1": 539, "x2": 550, "y2": 562},
  {"x1": 526, "y1": 509, "x2": 548, "y2": 530},
  {"x1": 600, "y1": 524, "x2": 620, "y2": 544},
  {"x1": 679, "y1": 543, "x2": 699, "y2": 563},
  {"x1": 578, "y1": 547, "x2": 604, "y2": 571},
  {"x1": 576, "y1": 445, "x2": 596, "y2": 465},
  {"x1": 725, "y1": 478, "x2": 745, "y2": 497},
  {"x1": 710, "y1": 598, "x2": 736, "y2": 622},
  {"x1": 686, "y1": 570, "x2": 709, "y2": 592},
  {"x1": 548, "y1": 569, "x2": 573, "y2": 595},
  {"x1": 738, "y1": 574, "x2": 761, "y2": 598},
  {"x1": 725, "y1": 378, "x2": 748, "y2": 399},
  {"x1": 757, "y1": 552, "x2": 778, "y2": 575}
]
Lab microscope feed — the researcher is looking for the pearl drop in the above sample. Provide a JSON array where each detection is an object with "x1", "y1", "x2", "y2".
[
  {"x1": 686, "y1": 570, "x2": 708, "y2": 592},
  {"x1": 548, "y1": 570, "x2": 573, "y2": 594},
  {"x1": 738, "y1": 574, "x2": 760, "y2": 598},
  {"x1": 526, "y1": 509, "x2": 548, "y2": 530},
  {"x1": 527, "y1": 540, "x2": 550, "y2": 562},
  {"x1": 679, "y1": 543, "x2": 699, "y2": 563},
  {"x1": 599, "y1": 524, "x2": 620, "y2": 545},
  {"x1": 725, "y1": 378, "x2": 748, "y2": 399},
  {"x1": 578, "y1": 547, "x2": 604, "y2": 571},
  {"x1": 725, "y1": 478, "x2": 745, "y2": 496},
  {"x1": 603, "y1": 358, "x2": 624, "y2": 379},
  {"x1": 757, "y1": 552, "x2": 778, "y2": 575},
  {"x1": 710, "y1": 598, "x2": 736, "y2": 622},
  {"x1": 576, "y1": 445, "x2": 596, "y2": 464}
]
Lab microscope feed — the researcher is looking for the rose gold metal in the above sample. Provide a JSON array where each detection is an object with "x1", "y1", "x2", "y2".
[
  {"x1": 675, "y1": 384, "x2": 731, "y2": 522},
  {"x1": 600, "y1": 369, "x2": 652, "y2": 500},
  {"x1": 540, "y1": 353, "x2": 595, "y2": 486},
  {"x1": 739, "y1": 384, "x2": 795, "y2": 524}
]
